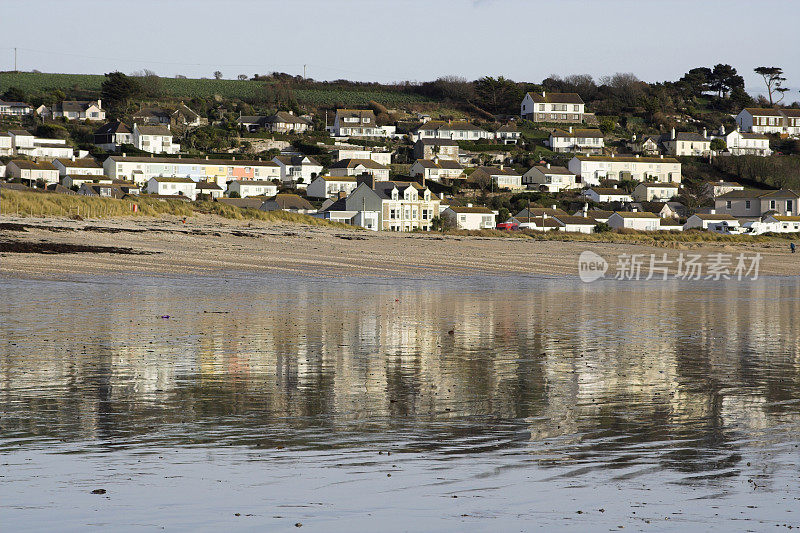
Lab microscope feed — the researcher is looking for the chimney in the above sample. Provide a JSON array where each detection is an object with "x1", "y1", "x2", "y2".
[
  {"x1": 499, "y1": 163, "x2": 504, "y2": 170},
  {"x1": 97, "y1": 99, "x2": 102, "y2": 108},
  {"x1": 671, "y1": 127, "x2": 676, "y2": 140},
  {"x1": 583, "y1": 202, "x2": 588, "y2": 217},
  {"x1": 660, "y1": 155, "x2": 663, "y2": 159},
  {"x1": 719, "y1": 125, "x2": 725, "y2": 135},
  {"x1": 178, "y1": 154, "x2": 181, "y2": 159},
  {"x1": 122, "y1": 152, "x2": 126, "y2": 157},
  {"x1": 551, "y1": 204, "x2": 557, "y2": 210},
  {"x1": 546, "y1": 163, "x2": 551, "y2": 169},
  {"x1": 718, "y1": 179, "x2": 723, "y2": 183},
  {"x1": 543, "y1": 213, "x2": 548, "y2": 219},
  {"x1": 71, "y1": 154, "x2": 75, "y2": 161},
  {"x1": 632, "y1": 133, "x2": 637, "y2": 141},
  {"x1": 439, "y1": 192, "x2": 444, "y2": 199},
  {"x1": 232, "y1": 156, "x2": 236, "y2": 160},
  {"x1": 467, "y1": 203, "x2": 473, "y2": 208},
  {"x1": 632, "y1": 207, "x2": 638, "y2": 212},
  {"x1": 702, "y1": 127, "x2": 707, "y2": 139},
  {"x1": 569, "y1": 126, "x2": 573, "y2": 134},
  {"x1": 205, "y1": 155, "x2": 209, "y2": 160},
  {"x1": 710, "y1": 208, "x2": 716, "y2": 215},
  {"x1": 635, "y1": 154, "x2": 640, "y2": 158},
  {"x1": 611, "y1": 153, "x2": 615, "y2": 158},
  {"x1": 541, "y1": 91, "x2": 546, "y2": 98},
  {"x1": 612, "y1": 184, "x2": 618, "y2": 189},
  {"x1": 258, "y1": 157, "x2": 262, "y2": 161}
]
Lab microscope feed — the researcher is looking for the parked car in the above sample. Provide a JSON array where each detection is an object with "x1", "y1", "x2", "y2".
[{"x1": 496, "y1": 222, "x2": 519, "y2": 231}]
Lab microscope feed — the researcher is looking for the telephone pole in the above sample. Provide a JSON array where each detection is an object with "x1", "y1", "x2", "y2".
[
  {"x1": 303, "y1": 64, "x2": 307, "y2": 79},
  {"x1": 14, "y1": 47, "x2": 17, "y2": 72}
]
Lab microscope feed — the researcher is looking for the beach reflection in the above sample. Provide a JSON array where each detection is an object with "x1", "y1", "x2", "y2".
[{"x1": 2, "y1": 274, "x2": 800, "y2": 479}]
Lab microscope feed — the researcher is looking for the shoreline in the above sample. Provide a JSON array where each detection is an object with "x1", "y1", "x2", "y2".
[{"x1": 1, "y1": 215, "x2": 799, "y2": 279}]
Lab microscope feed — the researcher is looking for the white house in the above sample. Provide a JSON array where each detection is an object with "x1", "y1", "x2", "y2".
[
  {"x1": 227, "y1": 180, "x2": 278, "y2": 198},
  {"x1": 757, "y1": 215, "x2": 800, "y2": 233},
  {"x1": 469, "y1": 166, "x2": 523, "y2": 190},
  {"x1": 582, "y1": 186, "x2": 633, "y2": 203},
  {"x1": 146, "y1": 177, "x2": 197, "y2": 200},
  {"x1": 331, "y1": 109, "x2": 387, "y2": 137},
  {"x1": 715, "y1": 189, "x2": 800, "y2": 217},
  {"x1": 195, "y1": 181, "x2": 224, "y2": 199},
  {"x1": 710, "y1": 125, "x2": 772, "y2": 156},
  {"x1": 494, "y1": 123, "x2": 521, "y2": 144},
  {"x1": 606, "y1": 212, "x2": 661, "y2": 231},
  {"x1": 0, "y1": 132, "x2": 13, "y2": 156},
  {"x1": 705, "y1": 180, "x2": 744, "y2": 198},
  {"x1": 132, "y1": 123, "x2": 180, "y2": 154},
  {"x1": 333, "y1": 148, "x2": 392, "y2": 166},
  {"x1": 306, "y1": 176, "x2": 359, "y2": 199},
  {"x1": 523, "y1": 164, "x2": 579, "y2": 192},
  {"x1": 413, "y1": 121, "x2": 491, "y2": 142},
  {"x1": 410, "y1": 158, "x2": 464, "y2": 183},
  {"x1": 53, "y1": 157, "x2": 104, "y2": 177},
  {"x1": 736, "y1": 108, "x2": 800, "y2": 137},
  {"x1": 272, "y1": 155, "x2": 323, "y2": 184},
  {"x1": 51, "y1": 100, "x2": 105, "y2": 121},
  {"x1": 63, "y1": 175, "x2": 112, "y2": 189},
  {"x1": 5, "y1": 160, "x2": 60, "y2": 184},
  {"x1": 548, "y1": 127, "x2": 604, "y2": 154},
  {"x1": 93, "y1": 121, "x2": 133, "y2": 151},
  {"x1": 661, "y1": 128, "x2": 711, "y2": 157},
  {"x1": 551, "y1": 214, "x2": 598, "y2": 234},
  {"x1": 328, "y1": 158, "x2": 390, "y2": 181},
  {"x1": 413, "y1": 138, "x2": 460, "y2": 161},
  {"x1": 442, "y1": 205, "x2": 496, "y2": 230},
  {"x1": 684, "y1": 213, "x2": 740, "y2": 232},
  {"x1": 520, "y1": 92, "x2": 585, "y2": 123},
  {"x1": 103, "y1": 155, "x2": 281, "y2": 186},
  {"x1": 568, "y1": 155, "x2": 681, "y2": 186},
  {"x1": 632, "y1": 182, "x2": 680, "y2": 202},
  {"x1": 0, "y1": 99, "x2": 32, "y2": 116}
]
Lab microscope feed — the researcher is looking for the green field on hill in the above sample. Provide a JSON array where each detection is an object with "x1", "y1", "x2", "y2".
[{"x1": 0, "y1": 71, "x2": 431, "y2": 107}]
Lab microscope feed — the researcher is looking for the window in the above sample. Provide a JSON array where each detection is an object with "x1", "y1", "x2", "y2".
[
  {"x1": 788, "y1": 200, "x2": 794, "y2": 213},
  {"x1": 389, "y1": 209, "x2": 397, "y2": 219},
  {"x1": 770, "y1": 200, "x2": 776, "y2": 210},
  {"x1": 745, "y1": 200, "x2": 751, "y2": 209},
  {"x1": 459, "y1": 215, "x2": 466, "y2": 223},
  {"x1": 539, "y1": 104, "x2": 545, "y2": 111},
  {"x1": 573, "y1": 105, "x2": 580, "y2": 112}
]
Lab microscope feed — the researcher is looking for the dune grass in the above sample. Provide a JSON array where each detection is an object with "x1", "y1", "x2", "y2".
[{"x1": 0, "y1": 189, "x2": 351, "y2": 228}]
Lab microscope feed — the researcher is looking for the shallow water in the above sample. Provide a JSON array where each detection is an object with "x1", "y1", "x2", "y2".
[{"x1": 2, "y1": 273, "x2": 800, "y2": 531}]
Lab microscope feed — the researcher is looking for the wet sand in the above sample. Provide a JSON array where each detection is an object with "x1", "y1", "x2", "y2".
[{"x1": 1, "y1": 214, "x2": 798, "y2": 278}]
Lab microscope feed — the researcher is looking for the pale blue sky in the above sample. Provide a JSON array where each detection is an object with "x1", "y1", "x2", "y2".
[{"x1": 1, "y1": 0, "x2": 798, "y2": 97}]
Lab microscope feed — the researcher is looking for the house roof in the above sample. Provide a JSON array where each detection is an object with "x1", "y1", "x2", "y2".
[
  {"x1": 417, "y1": 120, "x2": 487, "y2": 133},
  {"x1": 771, "y1": 216, "x2": 800, "y2": 222},
  {"x1": 336, "y1": 109, "x2": 376, "y2": 120},
  {"x1": 95, "y1": 121, "x2": 131, "y2": 134},
  {"x1": 55, "y1": 100, "x2": 101, "y2": 112},
  {"x1": 496, "y1": 123, "x2": 519, "y2": 132},
  {"x1": 150, "y1": 177, "x2": 195, "y2": 183},
  {"x1": 133, "y1": 107, "x2": 170, "y2": 120},
  {"x1": 636, "y1": 182, "x2": 680, "y2": 188},
  {"x1": 551, "y1": 128, "x2": 604, "y2": 138},
  {"x1": 273, "y1": 154, "x2": 322, "y2": 166},
  {"x1": 194, "y1": 181, "x2": 224, "y2": 190},
  {"x1": 516, "y1": 207, "x2": 568, "y2": 218},
  {"x1": 267, "y1": 193, "x2": 314, "y2": 210},
  {"x1": 716, "y1": 189, "x2": 765, "y2": 199},
  {"x1": 706, "y1": 180, "x2": 742, "y2": 187},
  {"x1": 414, "y1": 158, "x2": 463, "y2": 170},
  {"x1": 659, "y1": 218, "x2": 683, "y2": 226},
  {"x1": 691, "y1": 213, "x2": 737, "y2": 220},
  {"x1": 266, "y1": 111, "x2": 311, "y2": 125},
  {"x1": 9, "y1": 160, "x2": 57, "y2": 170},
  {"x1": 526, "y1": 92, "x2": 584, "y2": 105},
  {"x1": 673, "y1": 132, "x2": 709, "y2": 142},
  {"x1": 576, "y1": 155, "x2": 680, "y2": 163},
  {"x1": 531, "y1": 165, "x2": 573, "y2": 175},
  {"x1": 8, "y1": 129, "x2": 32, "y2": 136},
  {"x1": 448, "y1": 206, "x2": 494, "y2": 214},
  {"x1": 738, "y1": 132, "x2": 770, "y2": 140},
  {"x1": 758, "y1": 189, "x2": 799, "y2": 199},
  {"x1": 172, "y1": 103, "x2": 200, "y2": 120},
  {"x1": 522, "y1": 217, "x2": 562, "y2": 228},
  {"x1": 588, "y1": 188, "x2": 630, "y2": 196},
  {"x1": 471, "y1": 166, "x2": 521, "y2": 178},
  {"x1": 135, "y1": 124, "x2": 172, "y2": 136},
  {"x1": 372, "y1": 180, "x2": 427, "y2": 199},
  {"x1": 319, "y1": 176, "x2": 358, "y2": 182},
  {"x1": 54, "y1": 157, "x2": 102, "y2": 168},
  {"x1": 234, "y1": 180, "x2": 277, "y2": 187},
  {"x1": 612, "y1": 211, "x2": 659, "y2": 218},
  {"x1": 237, "y1": 115, "x2": 267, "y2": 125},
  {"x1": 107, "y1": 156, "x2": 279, "y2": 167},
  {"x1": 330, "y1": 158, "x2": 388, "y2": 170},
  {"x1": 552, "y1": 215, "x2": 597, "y2": 225},
  {"x1": 743, "y1": 107, "x2": 786, "y2": 117}
]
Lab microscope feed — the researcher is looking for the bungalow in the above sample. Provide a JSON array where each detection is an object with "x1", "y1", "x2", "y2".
[
  {"x1": 132, "y1": 123, "x2": 180, "y2": 154},
  {"x1": 171, "y1": 103, "x2": 206, "y2": 127},
  {"x1": 413, "y1": 138, "x2": 459, "y2": 161},
  {"x1": 194, "y1": 181, "x2": 224, "y2": 199},
  {"x1": 582, "y1": 186, "x2": 633, "y2": 203},
  {"x1": 716, "y1": 189, "x2": 800, "y2": 217},
  {"x1": 78, "y1": 183, "x2": 127, "y2": 198},
  {"x1": 0, "y1": 132, "x2": 12, "y2": 156},
  {"x1": 63, "y1": 175, "x2": 112, "y2": 189},
  {"x1": 5, "y1": 160, "x2": 59, "y2": 184},
  {"x1": 552, "y1": 214, "x2": 597, "y2": 234},
  {"x1": 684, "y1": 213, "x2": 740, "y2": 232},
  {"x1": 237, "y1": 115, "x2": 268, "y2": 132},
  {"x1": 226, "y1": 180, "x2": 279, "y2": 198},
  {"x1": 329, "y1": 158, "x2": 390, "y2": 181},
  {"x1": 333, "y1": 148, "x2": 391, "y2": 166},
  {"x1": 568, "y1": 155, "x2": 681, "y2": 186},
  {"x1": 607, "y1": 211, "x2": 661, "y2": 231},
  {"x1": 260, "y1": 193, "x2": 315, "y2": 214},
  {"x1": 548, "y1": 127, "x2": 604, "y2": 154},
  {"x1": 442, "y1": 205, "x2": 496, "y2": 230},
  {"x1": 632, "y1": 182, "x2": 680, "y2": 202},
  {"x1": 523, "y1": 164, "x2": 579, "y2": 192},
  {"x1": 520, "y1": 91, "x2": 585, "y2": 123},
  {"x1": 658, "y1": 218, "x2": 684, "y2": 232},
  {"x1": 761, "y1": 215, "x2": 800, "y2": 233},
  {"x1": 272, "y1": 154, "x2": 323, "y2": 184},
  {"x1": 494, "y1": 123, "x2": 521, "y2": 144},
  {"x1": 517, "y1": 215, "x2": 562, "y2": 232},
  {"x1": 736, "y1": 108, "x2": 800, "y2": 137},
  {"x1": 264, "y1": 111, "x2": 312, "y2": 133},
  {"x1": 132, "y1": 107, "x2": 171, "y2": 125},
  {"x1": 306, "y1": 176, "x2": 359, "y2": 199},
  {"x1": 513, "y1": 206, "x2": 569, "y2": 220},
  {"x1": 661, "y1": 129, "x2": 711, "y2": 157},
  {"x1": 53, "y1": 157, "x2": 104, "y2": 177},
  {"x1": 710, "y1": 125, "x2": 772, "y2": 156},
  {"x1": 469, "y1": 165, "x2": 523, "y2": 190},
  {"x1": 51, "y1": 100, "x2": 105, "y2": 121},
  {"x1": 409, "y1": 158, "x2": 464, "y2": 183},
  {"x1": 145, "y1": 177, "x2": 197, "y2": 200},
  {"x1": 0, "y1": 99, "x2": 32, "y2": 116},
  {"x1": 705, "y1": 180, "x2": 744, "y2": 198},
  {"x1": 93, "y1": 121, "x2": 132, "y2": 151},
  {"x1": 413, "y1": 120, "x2": 491, "y2": 142},
  {"x1": 572, "y1": 208, "x2": 614, "y2": 223}
]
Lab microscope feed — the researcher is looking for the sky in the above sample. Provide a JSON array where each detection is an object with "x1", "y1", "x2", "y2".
[{"x1": 1, "y1": 0, "x2": 798, "y2": 98}]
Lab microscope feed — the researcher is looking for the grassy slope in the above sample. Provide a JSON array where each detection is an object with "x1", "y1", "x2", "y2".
[{"x1": 0, "y1": 71, "x2": 431, "y2": 107}]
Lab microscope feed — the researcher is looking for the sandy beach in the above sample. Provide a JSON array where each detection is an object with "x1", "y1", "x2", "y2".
[{"x1": 1, "y1": 214, "x2": 798, "y2": 279}]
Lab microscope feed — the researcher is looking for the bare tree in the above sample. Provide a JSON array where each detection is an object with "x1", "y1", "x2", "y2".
[
  {"x1": 237, "y1": 74, "x2": 248, "y2": 81},
  {"x1": 213, "y1": 71, "x2": 222, "y2": 80}
]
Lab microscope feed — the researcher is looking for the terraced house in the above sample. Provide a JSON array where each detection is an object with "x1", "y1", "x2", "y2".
[
  {"x1": 736, "y1": 108, "x2": 800, "y2": 137},
  {"x1": 520, "y1": 92, "x2": 585, "y2": 123},
  {"x1": 715, "y1": 189, "x2": 800, "y2": 217},
  {"x1": 103, "y1": 155, "x2": 281, "y2": 185},
  {"x1": 413, "y1": 120, "x2": 491, "y2": 141},
  {"x1": 548, "y1": 127, "x2": 604, "y2": 154}
]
